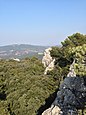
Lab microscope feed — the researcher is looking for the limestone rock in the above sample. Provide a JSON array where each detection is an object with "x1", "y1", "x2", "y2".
[
  {"x1": 42, "y1": 48, "x2": 55, "y2": 75},
  {"x1": 42, "y1": 47, "x2": 53, "y2": 68},
  {"x1": 44, "y1": 59, "x2": 55, "y2": 75},
  {"x1": 67, "y1": 59, "x2": 76, "y2": 77},
  {"x1": 42, "y1": 105, "x2": 62, "y2": 115},
  {"x1": 12, "y1": 58, "x2": 20, "y2": 62}
]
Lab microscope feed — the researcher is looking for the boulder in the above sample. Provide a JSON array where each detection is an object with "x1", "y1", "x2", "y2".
[
  {"x1": 42, "y1": 76, "x2": 86, "y2": 115},
  {"x1": 53, "y1": 76, "x2": 86, "y2": 115}
]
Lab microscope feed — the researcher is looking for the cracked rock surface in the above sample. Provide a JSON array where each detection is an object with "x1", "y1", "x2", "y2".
[
  {"x1": 42, "y1": 76, "x2": 86, "y2": 115},
  {"x1": 53, "y1": 76, "x2": 86, "y2": 115}
]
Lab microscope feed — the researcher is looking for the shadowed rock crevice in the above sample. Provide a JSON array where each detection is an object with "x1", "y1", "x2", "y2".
[
  {"x1": 83, "y1": 77, "x2": 86, "y2": 86},
  {"x1": 37, "y1": 89, "x2": 58, "y2": 115}
]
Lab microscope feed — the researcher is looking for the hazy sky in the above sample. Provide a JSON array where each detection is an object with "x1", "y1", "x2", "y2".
[{"x1": 0, "y1": 0, "x2": 86, "y2": 46}]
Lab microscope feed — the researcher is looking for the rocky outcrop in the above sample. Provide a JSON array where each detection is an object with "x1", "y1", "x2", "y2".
[
  {"x1": 42, "y1": 48, "x2": 55, "y2": 75},
  {"x1": 42, "y1": 48, "x2": 52, "y2": 68},
  {"x1": 54, "y1": 76, "x2": 86, "y2": 114},
  {"x1": 42, "y1": 76, "x2": 86, "y2": 115},
  {"x1": 12, "y1": 58, "x2": 20, "y2": 62},
  {"x1": 42, "y1": 105, "x2": 62, "y2": 115},
  {"x1": 42, "y1": 58, "x2": 86, "y2": 114},
  {"x1": 44, "y1": 59, "x2": 55, "y2": 75},
  {"x1": 67, "y1": 59, "x2": 76, "y2": 77}
]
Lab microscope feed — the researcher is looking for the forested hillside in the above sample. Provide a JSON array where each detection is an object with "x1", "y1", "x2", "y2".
[
  {"x1": 0, "y1": 44, "x2": 48, "y2": 59},
  {"x1": 0, "y1": 57, "x2": 60, "y2": 115},
  {"x1": 0, "y1": 33, "x2": 86, "y2": 115}
]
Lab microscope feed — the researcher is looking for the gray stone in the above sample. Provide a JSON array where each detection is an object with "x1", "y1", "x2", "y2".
[
  {"x1": 42, "y1": 76, "x2": 86, "y2": 115},
  {"x1": 52, "y1": 77, "x2": 86, "y2": 115}
]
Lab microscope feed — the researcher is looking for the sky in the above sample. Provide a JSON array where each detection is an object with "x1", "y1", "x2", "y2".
[{"x1": 0, "y1": 0, "x2": 86, "y2": 46}]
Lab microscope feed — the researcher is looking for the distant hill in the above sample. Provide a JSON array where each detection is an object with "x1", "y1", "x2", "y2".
[{"x1": 0, "y1": 44, "x2": 48, "y2": 59}]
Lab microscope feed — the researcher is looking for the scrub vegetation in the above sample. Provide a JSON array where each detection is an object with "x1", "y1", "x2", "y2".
[{"x1": 0, "y1": 33, "x2": 86, "y2": 115}]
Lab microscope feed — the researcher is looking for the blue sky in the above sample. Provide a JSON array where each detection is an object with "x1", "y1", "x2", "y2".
[{"x1": 0, "y1": 0, "x2": 86, "y2": 46}]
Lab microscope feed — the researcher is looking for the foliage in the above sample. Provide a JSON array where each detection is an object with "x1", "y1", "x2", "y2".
[
  {"x1": 61, "y1": 33, "x2": 86, "y2": 47},
  {"x1": 50, "y1": 33, "x2": 86, "y2": 114},
  {"x1": 50, "y1": 33, "x2": 86, "y2": 78},
  {"x1": 0, "y1": 57, "x2": 60, "y2": 115},
  {"x1": 68, "y1": 44, "x2": 86, "y2": 76},
  {"x1": 0, "y1": 32, "x2": 86, "y2": 115}
]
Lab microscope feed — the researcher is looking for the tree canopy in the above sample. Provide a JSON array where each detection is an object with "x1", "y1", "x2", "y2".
[
  {"x1": 0, "y1": 33, "x2": 86, "y2": 115},
  {"x1": 50, "y1": 33, "x2": 86, "y2": 77}
]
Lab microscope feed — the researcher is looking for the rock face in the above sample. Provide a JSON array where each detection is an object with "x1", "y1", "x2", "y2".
[
  {"x1": 42, "y1": 105, "x2": 62, "y2": 115},
  {"x1": 42, "y1": 48, "x2": 55, "y2": 75},
  {"x1": 42, "y1": 76, "x2": 86, "y2": 115},
  {"x1": 53, "y1": 76, "x2": 86, "y2": 114},
  {"x1": 42, "y1": 48, "x2": 52, "y2": 68},
  {"x1": 44, "y1": 59, "x2": 55, "y2": 75},
  {"x1": 67, "y1": 59, "x2": 76, "y2": 77}
]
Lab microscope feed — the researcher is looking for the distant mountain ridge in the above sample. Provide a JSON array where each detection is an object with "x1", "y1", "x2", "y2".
[{"x1": 0, "y1": 44, "x2": 48, "y2": 59}]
